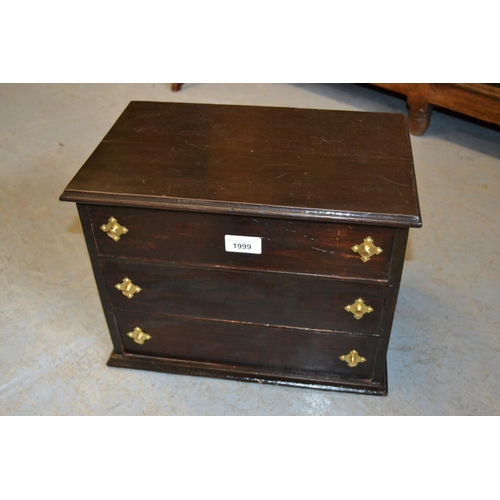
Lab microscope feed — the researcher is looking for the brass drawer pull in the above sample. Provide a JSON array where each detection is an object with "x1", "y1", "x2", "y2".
[
  {"x1": 115, "y1": 277, "x2": 142, "y2": 299},
  {"x1": 351, "y1": 236, "x2": 382, "y2": 262},
  {"x1": 127, "y1": 327, "x2": 151, "y2": 345},
  {"x1": 345, "y1": 298, "x2": 373, "y2": 320},
  {"x1": 340, "y1": 350, "x2": 366, "y2": 368},
  {"x1": 100, "y1": 217, "x2": 128, "y2": 241}
]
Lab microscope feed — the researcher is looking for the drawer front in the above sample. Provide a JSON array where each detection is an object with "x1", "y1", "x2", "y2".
[
  {"x1": 102, "y1": 260, "x2": 386, "y2": 334},
  {"x1": 89, "y1": 205, "x2": 395, "y2": 281},
  {"x1": 116, "y1": 313, "x2": 379, "y2": 380}
]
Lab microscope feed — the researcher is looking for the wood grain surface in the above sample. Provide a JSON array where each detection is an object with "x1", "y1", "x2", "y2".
[
  {"x1": 101, "y1": 259, "x2": 386, "y2": 333},
  {"x1": 89, "y1": 204, "x2": 396, "y2": 282},
  {"x1": 115, "y1": 312, "x2": 379, "y2": 380},
  {"x1": 61, "y1": 101, "x2": 421, "y2": 227}
]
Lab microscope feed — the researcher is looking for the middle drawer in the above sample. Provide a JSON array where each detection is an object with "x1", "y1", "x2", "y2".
[{"x1": 101, "y1": 259, "x2": 386, "y2": 334}]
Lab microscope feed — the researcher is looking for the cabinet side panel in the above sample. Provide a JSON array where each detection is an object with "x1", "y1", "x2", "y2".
[
  {"x1": 76, "y1": 204, "x2": 124, "y2": 354},
  {"x1": 372, "y1": 227, "x2": 409, "y2": 382},
  {"x1": 388, "y1": 227, "x2": 410, "y2": 284}
]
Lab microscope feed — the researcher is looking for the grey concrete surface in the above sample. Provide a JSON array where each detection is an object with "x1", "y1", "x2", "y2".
[{"x1": 1, "y1": 83, "x2": 499, "y2": 415}]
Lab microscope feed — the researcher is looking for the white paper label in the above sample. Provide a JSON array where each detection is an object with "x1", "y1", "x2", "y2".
[{"x1": 225, "y1": 235, "x2": 262, "y2": 254}]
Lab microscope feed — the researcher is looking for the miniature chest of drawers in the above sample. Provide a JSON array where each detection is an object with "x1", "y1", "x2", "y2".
[{"x1": 60, "y1": 101, "x2": 422, "y2": 395}]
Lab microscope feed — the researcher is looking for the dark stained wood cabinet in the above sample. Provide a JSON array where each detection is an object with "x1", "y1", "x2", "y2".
[{"x1": 60, "y1": 101, "x2": 422, "y2": 395}]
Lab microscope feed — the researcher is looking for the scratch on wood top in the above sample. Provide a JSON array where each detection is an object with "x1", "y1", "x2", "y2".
[{"x1": 267, "y1": 172, "x2": 290, "y2": 182}]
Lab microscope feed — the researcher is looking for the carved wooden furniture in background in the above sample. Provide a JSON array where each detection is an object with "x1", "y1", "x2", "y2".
[
  {"x1": 170, "y1": 83, "x2": 500, "y2": 135},
  {"x1": 372, "y1": 83, "x2": 500, "y2": 135},
  {"x1": 60, "y1": 101, "x2": 421, "y2": 395}
]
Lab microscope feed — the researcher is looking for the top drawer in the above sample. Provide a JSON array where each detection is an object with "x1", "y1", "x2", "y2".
[{"x1": 87, "y1": 205, "x2": 396, "y2": 281}]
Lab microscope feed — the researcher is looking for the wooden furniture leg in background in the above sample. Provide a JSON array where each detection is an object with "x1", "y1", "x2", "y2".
[
  {"x1": 372, "y1": 83, "x2": 500, "y2": 135},
  {"x1": 374, "y1": 84, "x2": 432, "y2": 135},
  {"x1": 172, "y1": 83, "x2": 183, "y2": 92},
  {"x1": 406, "y1": 84, "x2": 432, "y2": 135}
]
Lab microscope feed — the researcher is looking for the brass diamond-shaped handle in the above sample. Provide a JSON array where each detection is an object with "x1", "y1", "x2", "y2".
[
  {"x1": 127, "y1": 327, "x2": 151, "y2": 345},
  {"x1": 345, "y1": 298, "x2": 373, "y2": 320},
  {"x1": 340, "y1": 350, "x2": 366, "y2": 368},
  {"x1": 351, "y1": 236, "x2": 382, "y2": 262},
  {"x1": 115, "y1": 277, "x2": 142, "y2": 299},
  {"x1": 100, "y1": 217, "x2": 128, "y2": 241}
]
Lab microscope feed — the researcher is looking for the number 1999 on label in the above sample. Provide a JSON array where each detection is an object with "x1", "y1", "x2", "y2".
[{"x1": 224, "y1": 235, "x2": 262, "y2": 254}]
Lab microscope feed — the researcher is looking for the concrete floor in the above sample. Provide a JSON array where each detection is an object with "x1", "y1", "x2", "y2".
[{"x1": 1, "y1": 83, "x2": 499, "y2": 415}]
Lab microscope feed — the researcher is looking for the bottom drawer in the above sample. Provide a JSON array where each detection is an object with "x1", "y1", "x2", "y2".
[{"x1": 115, "y1": 313, "x2": 379, "y2": 381}]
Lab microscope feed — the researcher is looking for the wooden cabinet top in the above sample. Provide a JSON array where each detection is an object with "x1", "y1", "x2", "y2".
[{"x1": 60, "y1": 101, "x2": 422, "y2": 227}]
